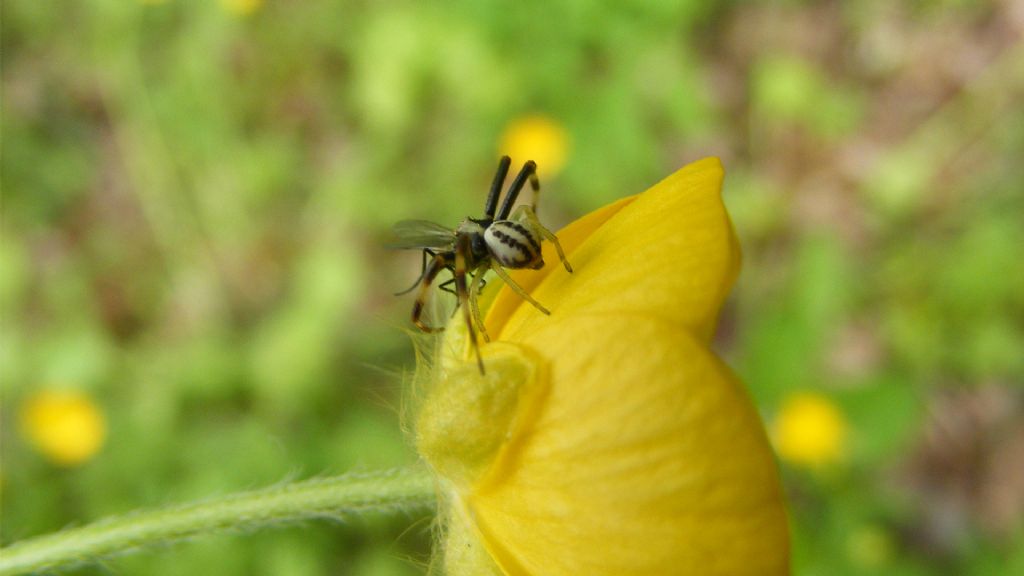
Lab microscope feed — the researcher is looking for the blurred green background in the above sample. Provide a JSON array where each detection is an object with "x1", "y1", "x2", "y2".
[{"x1": 3, "y1": 0, "x2": 1023, "y2": 574}]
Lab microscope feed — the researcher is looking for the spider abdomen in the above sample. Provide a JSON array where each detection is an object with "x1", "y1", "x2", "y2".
[{"x1": 484, "y1": 221, "x2": 544, "y2": 269}]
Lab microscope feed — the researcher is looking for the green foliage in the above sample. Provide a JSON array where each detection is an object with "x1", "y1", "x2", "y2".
[
  {"x1": 3, "y1": 0, "x2": 1021, "y2": 574},
  {"x1": 752, "y1": 55, "x2": 865, "y2": 140}
]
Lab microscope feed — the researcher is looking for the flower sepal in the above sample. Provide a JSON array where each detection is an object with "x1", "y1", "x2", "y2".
[{"x1": 417, "y1": 331, "x2": 548, "y2": 492}]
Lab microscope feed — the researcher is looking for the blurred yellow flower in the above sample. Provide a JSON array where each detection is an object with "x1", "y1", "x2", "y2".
[
  {"x1": 772, "y1": 392, "x2": 848, "y2": 467},
  {"x1": 416, "y1": 158, "x2": 789, "y2": 575},
  {"x1": 498, "y1": 115, "x2": 570, "y2": 178},
  {"x1": 19, "y1": 389, "x2": 107, "y2": 467},
  {"x1": 220, "y1": 0, "x2": 263, "y2": 17}
]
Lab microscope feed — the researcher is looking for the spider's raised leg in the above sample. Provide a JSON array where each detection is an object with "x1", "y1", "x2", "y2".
[
  {"x1": 510, "y1": 205, "x2": 573, "y2": 273},
  {"x1": 496, "y1": 160, "x2": 539, "y2": 220},
  {"x1": 484, "y1": 156, "x2": 512, "y2": 220},
  {"x1": 412, "y1": 251, "x2": 452, "y2": 332},
  {"x1": 395, "y1": 249, "x2": 435, "y2": 296},
  {"x1": 491, "y1": 262, "x2": 551, "y2": 315},
  {"x1": 455, "y1": 234, "x2": 485, "y2": 374}
]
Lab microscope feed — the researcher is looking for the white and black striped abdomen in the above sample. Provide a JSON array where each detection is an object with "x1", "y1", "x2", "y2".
[{"x1": 484, "y1": 221, "x2": 544, "y2": 269}]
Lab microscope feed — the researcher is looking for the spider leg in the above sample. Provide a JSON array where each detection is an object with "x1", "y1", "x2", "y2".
[
  {"x1": 468, "y1": 267, "x2": 490, "y2": 343},
  {"x1": 437, "y1": 276, "x2": 461, "y2": 319},
  {"x1": 496, "y1": 160, "x2": 538, "y2": 220},
  {"x1": 455, "y1": 234, "x2": 485, "y2": 374},
  {"x1": 394, "y1": 249, "x2": 435, "y2": 296},
  {"x1": 412, "y1": 252, "x2": 452, "y2": 332},
  {"x1": 491, "y1": 262, "x2": 551, "y2": 315},
  {"x1": 437, "y1": 277, "x2": 457, "y2": 295},
  {"x1": 484, "y1": 156, "x2": 512, "y2": 220},
  {"x1": 510, "y1": 205, "x2": 573, "y2": 273}
]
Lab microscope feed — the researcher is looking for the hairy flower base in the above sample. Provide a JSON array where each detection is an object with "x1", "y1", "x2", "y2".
[{"x1": 416, "y1": 159, "x2": 789, "y2": 575}]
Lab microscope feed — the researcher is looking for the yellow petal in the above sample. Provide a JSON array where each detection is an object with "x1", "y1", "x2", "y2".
[
  {"x1": 486, "y1": 158, "x2": 739, "y2": 345},
  {"x1": 469, "y1": 315, "x2": 788, "y2": 576}
]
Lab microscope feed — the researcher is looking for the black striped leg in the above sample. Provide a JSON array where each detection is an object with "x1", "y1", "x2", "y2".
[
  {"x1": 484, "y1": 156, "x2": 512, "y2": 220},
  {"x1": 468, "y1": 267, "x2": 490, "y2": 342},
  {"x1": 395, "y1": 249, "x2": 436, "y2": 296},
  {"x1": 455, "y1": 234, "x2": 485, "y2": 374},
  {"x1": 496, "y1": 160, "x2": 539, "y2": 220},
  {"x1": 491, "y1": 262, "x2": 551, "y2": 315},
  {"x1": 440, "y1": 276, "x2": 472, "y2": 320},
  {"x1": 511, "y1": 205, "x2": 573, "y2": 273},
  {"x1": 437, "y1": 278, "x2": 457, "y2": 295},
  {"x1": 439, "y1": 277, "x2": 461, "y2": 320},
  {"x1": 412, "y1": 252, "x2": 452, "y2": 332}
]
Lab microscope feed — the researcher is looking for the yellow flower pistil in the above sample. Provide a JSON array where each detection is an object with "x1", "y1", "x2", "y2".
[
  {"x1": 498, "y1": 115, "x2": 570, "y2": 178},
  {"x1": 416, "y1": 158, "x2": 789, "y2": 575},
  {"x1": 772, "y1": 392, "x2": 848, "y2": 467},
  {"x1": 19, "y1": 389, "x2": 108, "y2": 467}
]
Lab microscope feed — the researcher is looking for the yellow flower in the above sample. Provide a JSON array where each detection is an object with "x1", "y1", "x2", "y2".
[
  {"x1": 498, "y1": 115, "x2": 571, "y2": 178},
  {"x1": 772, "y1": 392, "x2": 848, "y2": 467},
  {"x1": 416, "y1": 158, "x2": 789, "y2": 575},
  {"x1": 220, "y1": 0, "x2": 263, "y2": 17},
  {"x1": 19, "y1": 389, "x2": 107, "y2": 467}
]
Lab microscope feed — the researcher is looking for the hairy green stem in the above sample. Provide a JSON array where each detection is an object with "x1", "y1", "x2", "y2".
[{"x1": 0, "y1": 466, "x2": 436, "y2": 576}]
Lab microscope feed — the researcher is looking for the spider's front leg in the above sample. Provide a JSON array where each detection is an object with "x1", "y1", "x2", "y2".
[
  {"x1": 510, "y1": 204, "x2": 573, "y2": 273},
  {"x1": 411, "y1": 252, "x2": 452, "y2": 332},
  {"x1": 484, "y1": 156, "x2": 512, "y2": 220},
  {"x1": 440, "y1": 268, "x2": 490, "y2": 336},
  {"x1": 496, "y1": 160, "x2": 539, "y2": 220},
  {"x1": 468, "y1": 268, "x2": 491, "y2": 343},
  {"x1": 437, "y1": 277, "x2": 457, "y2": 295},
  {"x1": 490, "y1": 263, "x2": 551, "y2": 316},
  {"x1": 454, "y1": 234, "x2": 486, "y2": 374}
]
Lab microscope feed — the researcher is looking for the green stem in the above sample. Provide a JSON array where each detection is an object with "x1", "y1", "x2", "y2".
[{"x1": 0, "y1": 466, "x2": 436, "y2": 576}]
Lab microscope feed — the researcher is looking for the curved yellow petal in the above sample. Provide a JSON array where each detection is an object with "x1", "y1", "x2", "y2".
[
  {"x1": 486, "y1": 157, "x2": 739, "y2": 345},
  {"x1": 469, "y1": 315, "x2": 789, "y2": 576},
  {"x1": 484, "y1": 195, "x2": 635, "y2": 336}
]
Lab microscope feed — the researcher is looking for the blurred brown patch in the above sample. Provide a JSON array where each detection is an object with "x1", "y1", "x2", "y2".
[{"x1": 900, "y1": 385, "x2": 1024, "y2": 556}]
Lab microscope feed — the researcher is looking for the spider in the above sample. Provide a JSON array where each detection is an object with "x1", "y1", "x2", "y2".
[{"x1": 391, "y1": 156, "x2": 573, "y2": 373}]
